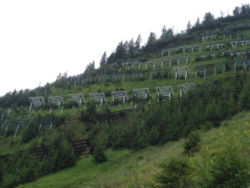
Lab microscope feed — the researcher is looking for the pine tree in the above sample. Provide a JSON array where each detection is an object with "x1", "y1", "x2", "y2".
[
  {"x1": 195, "y1": 18, "x2": 200, "y2": 28},
  {"x1": 135, "y1": 34, "x2": 141, "y2": 55},
  {"x1": 186, "y1": 21, "x2": 192, "y2": 33},
  {"x1": 128, "y1": 38, "x2": 135, "y2": 57},
  {"x1": 160, "y1": 26, "x2": 167, "y2": 40},
  {"x1": 203, "y1": 12, "x2": 214, "y2": 25},
  {"x1": 160, "y1": 27, "x2": 173, "y2": 41},
  {"x1": 84, "y1": 61, "x2": 95, "y2": 74},
  {"x1": 100, "y1": 52, "x2": 107, "y2": 67},
  {"x1": 233, "y1": 7, "x2": 241, "y2": 16},
  {"x1": 147, "y1": 32, "x2": 156, "y2": 45},
  {"x1": 115, "y1": 41, "x2": 126, "y2": 60},
  {"x1": 145, "y1": 32, "x2": 157, "y2": 51}
]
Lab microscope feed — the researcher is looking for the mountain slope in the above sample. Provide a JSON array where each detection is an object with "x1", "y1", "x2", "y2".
[{"x1": 18, "y1": 111, "x2": 250, "y2": 188}]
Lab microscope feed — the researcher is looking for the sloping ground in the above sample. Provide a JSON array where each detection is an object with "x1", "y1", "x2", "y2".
[
  {"x1": 18, "y1": 111, "x2": 250, "y2": 188},
  {"x1": 1, "y1": 26, "x2": 250, "y2": 146},
  {"x1": 2, "y1": 27, "x2": 250, "y2": 119},
  {"x1": 0, "y1": 71, "x2": 239, "y2": 156}
]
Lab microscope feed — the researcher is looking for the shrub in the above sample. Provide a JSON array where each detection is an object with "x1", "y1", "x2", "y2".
[
  {"x1": 204, "y1": 147, "x2": 250, "y2": 188},
  {"x1": 154, "y1": 158, "x2": 192, "y2": 188},
  {"x1": 239, "y1": 81, "x2": 250, "y2": 110},
  {"x1": 93, "y1": 131, "x2": 108, "y2": 163},
  {"x1": 93, "y1": 144, "x2": 107, "y2": 163},
  {"x1": 79, "y1": 102, "x2": 97, "y2": 123},
  {"x1": 184, "y1": 131, "x2": 201, "y2": 155},
  {"x1": 2, "y1": 152, "x2": 40, "y2": 188},
  {"x1": 47, "y1": 134, "x2": 76, "y2": 172},
  {"x1": 21, "y1": 121, "x2": 39, "y2": 143}
]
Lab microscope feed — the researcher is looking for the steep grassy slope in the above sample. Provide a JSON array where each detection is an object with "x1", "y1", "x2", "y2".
[
  {"x1": 1, "y1": 25, "x2": 249, "y2": 128},
  {"x1": 18, "y1": 111, "x2": 250, "y2": 188},
  {"x1": 0, "y1": 70, "x2": 242, "y2": 156}
]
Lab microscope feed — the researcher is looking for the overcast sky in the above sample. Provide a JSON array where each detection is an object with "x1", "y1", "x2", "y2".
[{"x1": 0, "y1": 0, "x2": 249, "y2": 96}]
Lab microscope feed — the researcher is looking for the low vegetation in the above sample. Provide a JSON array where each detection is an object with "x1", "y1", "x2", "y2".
[
  {"x1": 0, "y1": 4, "x2": 250, "y2": 188},
  {"x1": 16, "y1": 111, "x2": 250, "y2": 188}
]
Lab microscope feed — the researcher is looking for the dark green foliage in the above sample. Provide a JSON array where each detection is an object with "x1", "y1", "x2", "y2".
[
  {"x1": 21, "y1": 121, "x2": 39, "y2": 143},
  {"x1": 204, "y1": 147, "x2": 250, "y2": 188},
  {"x1": 0, "y1": 4, "x2": 250, "y2": 187},
  {"x1": 144, "y1": 32, "x2": 157, "y2": 52},
  {"x1": 0, "y1": 85, "x2": 51, "y2": 108},
  {"x1": 45, "y1": 136, "x2": 76, "y2": 172},
  {"x1": 93, "y1": 144, "x2": 107, "y2": 163},
  {"x1": 0, "y1": 162, "x2": 3, "y2": 184},
  {"x1": 100, "y1": 52, "x2": 107, "y2": 67},
  {"x1": 92, "y1": 131, "x2": 108, "y2": 163},
  {"x1": 84, "y1": 61, "x2": 95, "y2": 74},
  {"x1": 233, "y1": 4, "x2": 250, "y2": 17},
  {"x1": 1, "y1": 134, "x2": 76, "y2": 187},
  {"x1": 2, "y1": 152, "x2": 40, "y2": 188},
  {"x1": 154, "y1": 158, "x2": 192, "y2": 188},
  {"x1": 85, "y1": 74, "x2": 247, "y2": 151},
  {"x1": 101, "y1": 4, "x2": 250, "y2": 67},
  {"x1": 79, "y1": 102, "x2": 97, "y2": 123},
  {"x1": 203, "y1": 12, "x2": 214, "y2": 25},
  {"x1": 239, "y1": 80, "x2": 250, "y2": 110},
  {"x1": 184, "y1": 131, "x2": 201, "y2": 155},
  {"x1": 21, "y1": 114, "x2": 65, "y2": 142},
  {"x1": 160, "y1": 26, "x2": 174, "y2": 41},
  {"x1": 148, "y1": 126, "x2": 160, "y2": 145}
]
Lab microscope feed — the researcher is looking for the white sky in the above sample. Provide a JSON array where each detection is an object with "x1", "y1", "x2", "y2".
[{"x1": 0, "y1": 0, "x2": 249, "y2": 96}]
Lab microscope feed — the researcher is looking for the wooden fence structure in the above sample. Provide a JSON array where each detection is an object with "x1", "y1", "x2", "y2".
[{"x1": 0, "y1": 138, "x2": 92, "y2": 162}]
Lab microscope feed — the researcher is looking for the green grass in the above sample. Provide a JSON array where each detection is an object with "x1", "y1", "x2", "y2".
[
  {"x1": 2, "y1": 29, "x2": 250, "y2": 119},
  {"x1": 1, "y1": 70, "x2": 238, "y2": 120},
  {"x1": 1, "y1": 28, "x2": 250, "y2": 155},
  {"x1": 0, "y1": 70, "x2": 239, "y2": 156},
  {"x1": 1, "y1": 25, "x2": 250, "y2": 187},
  {"x1": 18, "y1": 111, "x2": 250, "y2": 188},
  {"x1": 0, "y1": 136, "x2": 31, "y2": 154}
]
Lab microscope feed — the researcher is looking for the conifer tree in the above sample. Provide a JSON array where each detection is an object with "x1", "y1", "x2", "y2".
[
  {"x1": 160, "y1": 26, "x2": 167, "y2": 40},
  {"x1": 160, "y1": 27, "x2": 173, "y2": 41},
  {"x1": 115, "y1": 41, "x2": 126, "y2": 60},
  {"x1": 135, "y1": 34, "x2": 141, "y2": 55},
  {"x1": 195, "y1": 18, "x2": 200, "y2": 28},
  {"x1": 203, "y1": 12, "x2": 214, "y2": 25},
  {"x1": 128, "y1": 38, "x2": 135, "y2": 57},
  {"x1": 145, "y1": 32, "x2": 157, "y2": 51},
  {"x1": 100, "y1": 52, "x2": 107, "y2": 67},
  {"x1": 186, "y1": 21, "x2": 192, "y2": 33}
]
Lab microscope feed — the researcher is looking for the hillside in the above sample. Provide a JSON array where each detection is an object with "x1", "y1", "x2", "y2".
[
  {"x1": 0, "y1": 4, "x2": 250, "y2": 188},
  {"x1": 17, "y1": 111, "x2": 250, "y2": 188}
]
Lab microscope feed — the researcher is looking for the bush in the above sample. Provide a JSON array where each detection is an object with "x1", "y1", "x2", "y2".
[
  {"x1": 184, "y1": 131, "x2": 201, "y2": 155},
  {"x1": 79, "y1": 102, "x2": 97, "y2": 123},
  {"x1": 46, "y1": 134, "x2": 76, "y2": 172},
  {"x1": 204, "y1": 147, "x2": 250, "y2": 188},
  {"x1": 93, "y1": 144, "x2": 107, "y2": 163},
  {"x1": 2, "y1": 152, "x2": 40, "y2": 188},
  {"x1": 93, "y1": 131, "x2": 107, "y2": 163},
  {"x1": 239, "y1": 81, "x2": 250, "y2": 110},
  {"x1": 154, "y1": 158, "x2": 192, "y2": 188},
  {"x1": 21, "y1": 121, "x2": 39, "y2": 143}
]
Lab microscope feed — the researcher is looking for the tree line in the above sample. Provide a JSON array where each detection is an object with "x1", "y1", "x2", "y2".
[{"x1": 99, "y1": 4, "x2": 250, "y2": 67}]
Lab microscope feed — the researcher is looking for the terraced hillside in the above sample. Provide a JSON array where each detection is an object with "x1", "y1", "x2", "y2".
[
  {"x1": 1, "y1": 33, "x2": 250, "y2": 139},
  {"x1": 1, "y1": 5, "x2": 250, "y2": 187}
]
